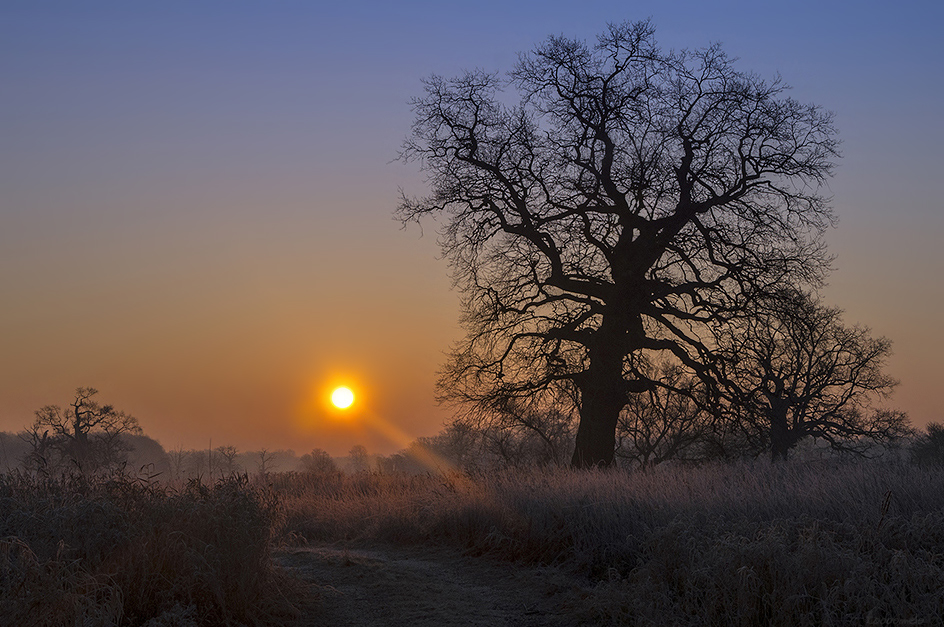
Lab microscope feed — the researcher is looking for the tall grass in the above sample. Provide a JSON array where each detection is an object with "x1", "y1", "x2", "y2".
[
  {"x1": 275, "y1": 460, "x2": 944, "y2": 625},
  {"x1": 0, "y1": 472, "x2": 297, "y2": 626},
  {"x1": 6, "y1": 459, "x2": 942, "y2": 625}
]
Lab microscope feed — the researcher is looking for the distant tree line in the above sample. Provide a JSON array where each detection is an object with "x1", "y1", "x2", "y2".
[
  {"x1": 1, "y1": 388, "x2": 303, "y2": 481},
  {"x1": 3, "y1": 386, "x2": 935, "y2": 481}
]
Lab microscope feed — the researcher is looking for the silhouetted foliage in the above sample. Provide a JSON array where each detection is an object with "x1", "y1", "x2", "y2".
[
  {"x1": 911, "y1": 423, "x2": 944, "y2": 466},
  {"x1": 400, "y1": 20, "x2": 839, "y2": 467},
  {"x1": 0, "y1": 472, "x2": 292, "y2": 625},
  {"x1": 22, "y1": 387, "x2": 142, "y2": 476},
  {"x1": 347, "y1": 444, "x2": 371, "y2": 473},
  {"x1": 300, "y1": 448, "x2": 338, "y2": 475},
  {"x1": 715, "y1": 289, "x2": 911, "y2": 460}
]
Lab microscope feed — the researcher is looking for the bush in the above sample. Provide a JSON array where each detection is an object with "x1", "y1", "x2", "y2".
[
  {"x1": 911, "y1": 422, "x2": 944, "y2": 465},
  {"x1": 0, "y1": 471, "x2": 297, "y2": 626}
]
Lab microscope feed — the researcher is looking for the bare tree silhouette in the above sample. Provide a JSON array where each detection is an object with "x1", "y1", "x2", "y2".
[
  {"x1": 23, "y1": 387, "x2": 142, "y2": 475},
  {"x1": 615, "y1": 362, "x2": 713, "y2": 467},
  {"x1": 399, "y1": 20, "x2": 838, "y2": 466},
  {"x1": 256, "y1": 448, "x2": 277, "y2": 477},
  {"x1": 716, "y1": 289, "x2": 910, "y2": 460},
  {"x1": 215, "y1": 445, "x2": 241, "y2": 475}
]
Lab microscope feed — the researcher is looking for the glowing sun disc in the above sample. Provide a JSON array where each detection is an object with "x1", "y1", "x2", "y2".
[{"x1": 331, "y1": 386, "x2": 355, "y2": 409}]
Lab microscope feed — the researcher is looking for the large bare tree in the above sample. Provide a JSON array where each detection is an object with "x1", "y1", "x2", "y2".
[{"x1": 399, "y1": 21, "x2": 839, "y2": 467}]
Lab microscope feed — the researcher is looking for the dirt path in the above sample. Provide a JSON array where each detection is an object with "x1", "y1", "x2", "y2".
[{"x1": 275, "y1": 544, "x2": 589, "y2": 626}]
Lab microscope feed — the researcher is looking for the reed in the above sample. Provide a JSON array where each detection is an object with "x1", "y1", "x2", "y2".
[{"x1": 275, "y1": 459, "x2": 944, "y2": 625}]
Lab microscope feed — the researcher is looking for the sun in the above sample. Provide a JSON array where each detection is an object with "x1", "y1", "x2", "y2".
[{"x1": 330, "y1": 386, "x2": 355, "y2": 409}]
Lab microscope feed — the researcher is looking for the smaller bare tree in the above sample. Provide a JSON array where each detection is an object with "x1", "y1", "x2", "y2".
[
  {"x1": 256, "y1": 448, "x2": 277, "y2": 477},
  {"x1": 348, "y1": 444, "x2": 371, "y2": 473},
  {"x1": 22, "y1": 387, "x2": 142, "y2": 475},
  {"x1": 215, "y1": 445, "x2": 241, "y2": 476},
  {"x1": 717, "y1": 290, "x2": 911, "y2": 460}
]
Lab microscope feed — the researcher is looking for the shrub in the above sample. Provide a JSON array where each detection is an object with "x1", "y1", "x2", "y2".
[
  {"x1": 0, "y1": 471, "x2": 297, "y2": 626},
  {"x1": 911, "y1": 422, "x2": 944, "y2": 465}
]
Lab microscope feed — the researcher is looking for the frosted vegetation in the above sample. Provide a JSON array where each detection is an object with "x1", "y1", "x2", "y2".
[
  {"x1": 277, "y1": 460, "x2": 944, "y2": 625},
  {"x1": 3, "y1": 385, "x2": 944, "y2": 624},
  {"x1": 4, "y1": 435, "x2": 944, "y2": 624}
]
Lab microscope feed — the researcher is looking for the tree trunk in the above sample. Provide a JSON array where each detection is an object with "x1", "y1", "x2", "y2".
[
  {"x1": 571, "y1": 391, "x2": 624, "y2": 467},
  {"x1": 571, "y1": 328, "x2": 629, "y2": 468},
  {"x1": 72, "y1": 414, "x2": 91, "y2": 471},
  {"x1": 769, "y1": 409, "x2": 792, "y2": 462}
]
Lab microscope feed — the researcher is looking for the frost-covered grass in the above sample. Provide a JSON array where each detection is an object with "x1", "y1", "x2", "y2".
[
  {"x1": 0, "y1": 472, "x2": 298, "y2": 626},
  {"x1": 7, "y1": 460, "x2": 943, "y2": 625},
  {"x1": 275, "y1": 460, "x2": 944, "y2": 625}
]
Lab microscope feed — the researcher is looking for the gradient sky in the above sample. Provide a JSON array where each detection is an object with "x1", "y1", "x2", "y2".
[{"x1": 2, "y1": 1, "x2": 941, "y2": 456}]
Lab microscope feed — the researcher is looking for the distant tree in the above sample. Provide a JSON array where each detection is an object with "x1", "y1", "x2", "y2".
[
  {"x1": 185, "y1": 448, "x2": 208, "y2": 478},
  {"x1": 123, "y1": 433, "x2": 172, "y2": 478},
  {"x1": 0, "y1": 431, "x2": 29, "y2": 471},
  {"x1": 716, "y1": 290, "x2": 911, "y2": 460},
  {"x1": 168, "y1": 445, "x2": 188, "y2": 483},
  {"x1": 22, "y1": 387, "x2": 142, "y2": 475},
  {"x1": 256, "y1": 448, "x2": 277, "y2": 477},
  {"x1": 422, "y1": 420, "x2": 499, "y2": 471},
  {"x1": 348, "y1": 444, "x2": 370, "y2": 473},
  {"x1": 399, "y1": 20, "x2": 838, "y2": 467},
  {"x1": 215, "y1": 445, "x2": 241, "y2": 475},
  {"x1": 300, "y1": 448, "x2": 337, "y2": 475}
]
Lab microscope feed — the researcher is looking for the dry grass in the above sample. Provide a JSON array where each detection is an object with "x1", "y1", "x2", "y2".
[
  {"x1": 5, "y1": 459, "x2": 943, "y2": 625},
  {"x1": 0, "y1": 472, "x2": 298, "y2": 626},
  {"x1": 274, "y1": 460, "x2": 944, "y2": 625}
]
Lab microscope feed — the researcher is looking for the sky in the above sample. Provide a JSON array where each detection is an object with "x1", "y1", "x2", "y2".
[{"x1": 1, "y1": 1, "x2": 941, "y2": 456}]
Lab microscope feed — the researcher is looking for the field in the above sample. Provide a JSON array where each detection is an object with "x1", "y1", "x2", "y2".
[{"x1": 4, "y1": 459, "x2": 944, "y2": 625}]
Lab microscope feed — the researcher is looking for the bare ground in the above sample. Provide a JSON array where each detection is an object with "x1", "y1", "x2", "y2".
[{"x1": 275, "y1": 544, "x2": 591, "y2": 627}]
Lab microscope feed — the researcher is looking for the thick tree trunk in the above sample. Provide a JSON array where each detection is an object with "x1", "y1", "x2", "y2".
[
  {"x1": 769, "y1": 410, "x2": 792, "y2": 462},
  {"x1": 571, "y1": 391, "x2": 624, "y2": 468},
  {"x1": 73, "y1": 416, "x2": 91, "y2": 471},
  {"x1": 571, "y1": 327, "x2": 629, "y2": 468}
]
